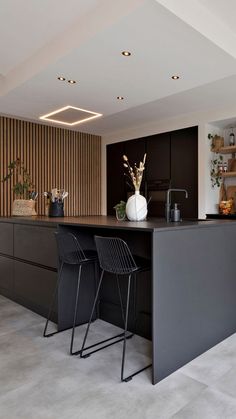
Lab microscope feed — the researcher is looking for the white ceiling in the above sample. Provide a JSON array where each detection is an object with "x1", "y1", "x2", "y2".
[{"x1": 1, "y1": 0, "x2": 236, "y2": 135}]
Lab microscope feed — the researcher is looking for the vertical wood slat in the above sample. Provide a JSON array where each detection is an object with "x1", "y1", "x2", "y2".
[{"x1": 0, "y1": 116, "x2": 101, "y2": 217}]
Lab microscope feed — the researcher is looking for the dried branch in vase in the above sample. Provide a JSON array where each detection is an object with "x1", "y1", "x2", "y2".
[{"x1": 123, "y1": 153, "x2": 146, "y2": 191}]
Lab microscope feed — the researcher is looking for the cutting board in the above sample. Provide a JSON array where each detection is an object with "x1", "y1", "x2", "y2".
[{"x1": 226, "y1": 186, "x2": 236, "y2": 212}]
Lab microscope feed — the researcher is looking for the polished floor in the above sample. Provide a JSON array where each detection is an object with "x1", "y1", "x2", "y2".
[{"x1": 1, "y1": 295, "x2": 236, "y2": 419}]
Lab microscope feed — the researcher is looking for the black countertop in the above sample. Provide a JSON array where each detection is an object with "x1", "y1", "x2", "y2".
[
  {"x1": 0, "y1": 215, "x2": 234, "y2": 232},
  {"x1": 206, "y1": 213, "x2": 236, "y2": 219}
]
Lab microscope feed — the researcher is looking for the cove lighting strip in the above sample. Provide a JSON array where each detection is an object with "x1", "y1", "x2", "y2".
[{"x1": 39, "y1": 105, "x2": 102, "y2": 126}]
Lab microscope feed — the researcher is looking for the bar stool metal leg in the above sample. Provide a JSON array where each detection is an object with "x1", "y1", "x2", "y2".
[
  {"x1": 78, "y1": 270, "x2": 133, "y2": 358},
  {"x1": 79, "y1": 269, "x2": 104, "y2": 357},
  {"x1": 116, "y1": 274, "x2": 125, "y2": 327},
  {"x1": 70, "y1": 265, "x2": 82, "y2": 355},
  {"x1": 121, "y1": 274, "x2": 132, "y2": 382},
  {"x1": 43, "y1": 262, "x2": 64, "y2": 337}
]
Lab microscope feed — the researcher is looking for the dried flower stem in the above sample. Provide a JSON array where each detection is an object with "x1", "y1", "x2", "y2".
[{"x1": 123, "y1": 153, "x2": 146, "y2": 191}]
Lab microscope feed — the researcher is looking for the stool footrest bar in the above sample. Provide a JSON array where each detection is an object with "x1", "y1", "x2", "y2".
[
  {"x1": 122, "y1": 363, "x2": 152, "y2": 382},
  {"x1": 78, "y1": 332, "x2": 134, "y2": 357}
]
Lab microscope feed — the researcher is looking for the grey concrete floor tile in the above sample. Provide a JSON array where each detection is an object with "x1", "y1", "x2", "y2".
[
  {"x1": 171, "y1": 388, "x2": 236, "y2": 419},
  {"x1": 180, "y1": 345, "x2": 234, "y2": 386},
  {"x1": 0, "y1": 296, "x2": 43, "y2": 337},
  {"x1": 1, "y1": 296, "x2": 236, "y2": 419},
  {"x1": 211, "y1": 366, "x2": 236, "y2": 399}
]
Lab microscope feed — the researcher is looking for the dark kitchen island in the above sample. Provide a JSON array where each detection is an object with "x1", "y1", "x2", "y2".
[{"x1": 0, "y1": 215, "x2": 236, "y2": 385}]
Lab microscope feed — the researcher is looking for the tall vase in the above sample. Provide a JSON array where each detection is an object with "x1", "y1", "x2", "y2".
[{"x1": 125, "y1": 191, "x2": 147, "y2": 221}]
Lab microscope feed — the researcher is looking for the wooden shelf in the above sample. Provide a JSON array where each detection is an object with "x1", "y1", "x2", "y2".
[
  {"x1": 219, "y1": 145, "x2": 236, "y2": 154},
  {"x1": 221, "y1": 171, "x2": 236, "y2": 178}
]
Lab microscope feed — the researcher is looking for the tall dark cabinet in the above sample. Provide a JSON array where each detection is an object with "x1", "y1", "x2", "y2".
[
  {"x1": 107, "y1": 142, "x2": 125, "y2": 215},
  {"x1": 171, "y1": 127, "x2": 198, "y2": 218},
  {"x1": 107, "y1": 126, "x2": 198, "y2": 218}
]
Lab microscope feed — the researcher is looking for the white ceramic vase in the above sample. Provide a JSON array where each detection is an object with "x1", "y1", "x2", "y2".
[{"x1": 125, "y1": 191, "x2": 147, "y2": 221}]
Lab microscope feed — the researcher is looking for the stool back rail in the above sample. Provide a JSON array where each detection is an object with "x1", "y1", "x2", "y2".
[
  {"x1": 79, "y1": 236, "x2": 152, "y2": 382},
  {"x1": 43, "y1": 232, "x2": 97, "y2": 355}
]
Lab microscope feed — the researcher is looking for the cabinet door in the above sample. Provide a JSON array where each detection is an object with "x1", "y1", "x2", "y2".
[
  {"x1": 107, "y1": 142, "x2": 126, "y2": 215},
  {"x1": 171, "y1": 127, "x2": 198, "y2": 218},
  {"x1": 14, "y1": 224, "x2": 57, "y2": 268},
  {"x1": 0, "y1": 255, "x2": 14, "y2": 293},
  {"x1": 124, "y1": 138, "x2": 146, "y2": 194},
  {"x1": 14, "y1": 260, "x2": 57, "y2": 316},
  {"x1": 146, "y1": 133, "x2": 171, "y2": 181},
  {"x1": 0, "y1": 222, "x2": 13, "y2": 256}
]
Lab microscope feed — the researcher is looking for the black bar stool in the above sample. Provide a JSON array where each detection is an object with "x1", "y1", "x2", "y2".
[
  {"x1": 43, "y1": 231, "x2": 97, "y2": 355},
  {"x1": 79, "y1": 236, "x2": 152, "y2": 382}
]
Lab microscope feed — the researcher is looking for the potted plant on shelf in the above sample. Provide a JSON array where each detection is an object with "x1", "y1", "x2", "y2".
[
  {"x1": 2, "y1": 158, "x2": 37, "y2": 216},
  {"x1": 123, "y1": 153, "x2": 147, "y2": 221},
  {"x1": 210, "y1": 154, "x2": 223, "y2": 188}
]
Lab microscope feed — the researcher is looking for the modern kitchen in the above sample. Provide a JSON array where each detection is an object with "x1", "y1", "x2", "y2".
[{"x1": 1, "y1": 1, "x2": 236, "y2": 418}]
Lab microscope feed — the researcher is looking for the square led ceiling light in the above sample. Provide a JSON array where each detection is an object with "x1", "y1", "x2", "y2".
[{"x1": 39, "y1": 106, "x2": 102, "y2": 126}]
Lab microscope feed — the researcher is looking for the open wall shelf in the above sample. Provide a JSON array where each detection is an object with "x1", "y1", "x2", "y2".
[{"x1": 219, "y1": 145, "x2": 236, "y2": 154}]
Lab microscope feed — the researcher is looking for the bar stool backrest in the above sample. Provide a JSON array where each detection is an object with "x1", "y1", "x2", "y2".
[
  {"x1": 94, "y1": 236, "x2": 138, "y2": 275},
  {"x1": 55, "y1": 232, "x2": 87, "y2": 265}
]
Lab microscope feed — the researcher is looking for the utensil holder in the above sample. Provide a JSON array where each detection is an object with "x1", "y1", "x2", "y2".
[{"x1": 49, "y1": 202, "x2": 64, "y2": 217}]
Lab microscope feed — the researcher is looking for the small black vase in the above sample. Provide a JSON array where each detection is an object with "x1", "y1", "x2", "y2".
[{"x1": 49, "y1": 201, "x2": 64, "y2": 217}]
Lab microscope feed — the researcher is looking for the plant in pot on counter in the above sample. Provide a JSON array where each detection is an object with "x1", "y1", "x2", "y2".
[
  {"x1": 113, "y1": 200, "x2": 126, "y2": 220},
  {"x1": 2, "y1": 158, "x2": 37, "y2": 216}
]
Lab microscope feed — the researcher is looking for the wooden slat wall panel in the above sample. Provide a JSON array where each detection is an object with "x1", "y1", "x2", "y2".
[{"x1": 0, "y1": 116, "x2": 101, "y2": 216}]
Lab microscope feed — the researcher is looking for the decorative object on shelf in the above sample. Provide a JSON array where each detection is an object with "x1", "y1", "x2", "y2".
[
  {"x1": 123, "y1": 153, "x2": 147, "y2": 221},
  {"x1": 219, "y1": 199, "x2": 234, "y2": 215},
  {"x1": 113, "y1": 200, "x2": 126, "y2": 221},
  {"x1": 223, "y1": 161, "x2": 228, "y2": 172},
  {"x1": 1, "y1": 158, "x2": 37, "y2": 216},
  {"x1": 44, "y1": 188, "x2": 68, "y2": 217},
  {"x1": 229, "y1": 128, "x2": 235, "y2": 146},
  {"x1": 208, "y1": 133, "x2": 224, "y2": 152}
]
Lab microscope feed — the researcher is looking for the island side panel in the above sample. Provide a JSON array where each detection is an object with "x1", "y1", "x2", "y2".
[{"x1": 152, "y1": 224, "x2": 236, "y2": 384}]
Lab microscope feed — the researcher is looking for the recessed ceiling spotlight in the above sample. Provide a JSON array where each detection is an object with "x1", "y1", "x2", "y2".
[
  {"x1": 57, "y1": 76, "x2": 66, "y2": 81},
  {"x1": 68, "y1": 79, "x2": 76, "y2": 84},
  {"x1": 171, "y1": 75, "x2": 180, "y2": 80},
  {"x1": 122, "y1": 51, "x2": 131, "y2": 56},
  {"x1": 117, "y1": 96, "x2": 124, "y2": 100}
]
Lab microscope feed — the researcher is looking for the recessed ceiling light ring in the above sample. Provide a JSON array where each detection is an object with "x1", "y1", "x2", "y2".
[
  {"x1": 117, "y1": 96, "x2": 124, "y2": 100},
  {"x1": 68, "y1": 79, "x2": 76, "y2": 84},
  {"x1": 122, "y1": 51, "x2": 131, "y2": 56},
  {"x1": 171, "y1": 75, "x2": 180, "y2": 80},
  {"x1": 57, "y1": 76, "x2": 66, "y2": 81}
]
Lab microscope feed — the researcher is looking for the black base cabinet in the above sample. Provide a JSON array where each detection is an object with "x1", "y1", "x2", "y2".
[
  {"x1": 0, "y1": 255, "x2": 14, "y2": 296},
  {"x1": 0, "y1": 221, "x2": 58, "y2": 319},
  {"x1": 14, "y1": 260, "x2": 57, "y2": 318}
]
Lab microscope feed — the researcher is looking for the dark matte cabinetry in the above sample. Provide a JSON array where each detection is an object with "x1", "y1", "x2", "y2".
[
  {"x1": 171, "y1": 127, "x2": 198, "y2": 218},
  {"x1": 146, "y1": 133, "x2": 170, "y2": 181},
  {"x1": 107, "y1": 126, "x2": 198, "y2": 217},
  {"x1": 107, "y1": 142, "x2": 126, "y2": 215},
  {"x1": 0, "y1": 222, "x2": 57, "y2": 317}
]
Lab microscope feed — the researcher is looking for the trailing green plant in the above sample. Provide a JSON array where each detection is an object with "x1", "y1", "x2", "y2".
[
  {"x1": 208, "y1": 133, "x2": 224, "y2": 188},
  {"x1": 210, "y1": 154, "x2": 223, "y2": 188},
  {"x1": 2, "y1": 158, "x2": 34, "y2": 198}
]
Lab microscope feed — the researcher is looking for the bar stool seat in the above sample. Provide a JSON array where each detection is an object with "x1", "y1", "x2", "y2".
[
  {"x1": 43, "y1": 232, "x2": 97, "y2": 355},
  {"x1": 79, "y1": 236, "x2": 152, "y2": 382}
]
